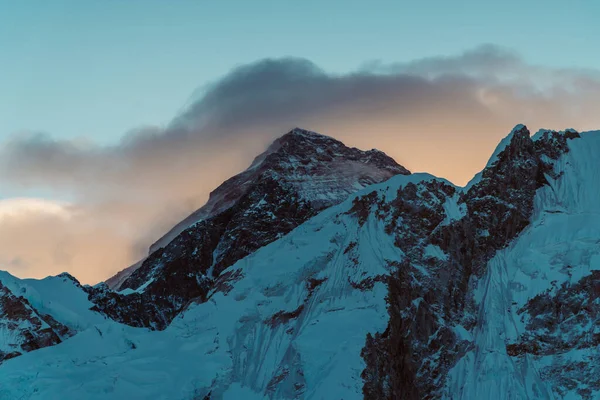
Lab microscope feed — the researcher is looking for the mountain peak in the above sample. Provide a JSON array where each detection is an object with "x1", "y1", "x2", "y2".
[
  {"x1": 110, "y1": 128, "x2": 409, "y2": 297},
  {"x1": 247, "y1": 127, "x2": 340, "y2": 169},
  {"x1": 256, "y1": 127, "x2": 409, "y2": 177},
  {"x1": 284, "y1": 127, "x2": 328, "y2": 139},
  {"x1": 105, "y1": 128, "x2": 410, "y2": 326},
  {"x1": 149, "y1": 128, "x2": 410, "y2": 256},
  {"x1": 510, "y1": 123, "x2": 528, "y2": 135}
]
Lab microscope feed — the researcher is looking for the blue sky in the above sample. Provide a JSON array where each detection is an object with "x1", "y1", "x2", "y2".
[{"x1": 1, "y1": 0, "x2": 598, "y2": 145}]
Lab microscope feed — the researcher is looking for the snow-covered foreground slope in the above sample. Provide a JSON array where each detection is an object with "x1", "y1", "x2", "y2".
[
  {"x1": 0, "y1": 174, "x2": 447, "y2": 399},
  {"x1": 446, "y1": 131, "x2": 600, "y2": 399}
]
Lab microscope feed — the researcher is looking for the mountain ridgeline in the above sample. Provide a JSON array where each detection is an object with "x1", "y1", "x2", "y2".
[{"x1": 0, "y1": 125, "x2": 598, "y2": 400}]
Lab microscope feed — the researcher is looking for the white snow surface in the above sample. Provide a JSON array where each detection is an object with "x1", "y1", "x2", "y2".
[{"x1": 0, "y1": 271, "x2": 106, "y2": 331}]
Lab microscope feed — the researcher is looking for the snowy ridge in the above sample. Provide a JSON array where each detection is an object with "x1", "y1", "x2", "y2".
[
  {"x1": 361, "y1": 125, "x2": 590, "y2": 399},
  {"x1": 0, "y1": 271, "x2": 105, "y2": 331},
  {"x1": 0, "y1": 271, "x2": 107, "y2": 363}
]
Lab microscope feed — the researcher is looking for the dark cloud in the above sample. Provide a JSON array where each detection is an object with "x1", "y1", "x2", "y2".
[
  {"x1": 173, "y1": 56, "x2": 495, "y2": 136},
  {"x1": 2, "y1": 44, "x2": 600, "y2": 283}
]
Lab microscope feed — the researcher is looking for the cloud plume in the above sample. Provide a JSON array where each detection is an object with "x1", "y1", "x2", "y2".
[{"x1": 3, "y1": 44, "x2": 600, "y2": 283}]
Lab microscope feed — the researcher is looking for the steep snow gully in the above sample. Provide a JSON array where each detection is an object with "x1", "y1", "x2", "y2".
[{"x1": 0, "y1": 126, "x2": 599, "y2": 399}]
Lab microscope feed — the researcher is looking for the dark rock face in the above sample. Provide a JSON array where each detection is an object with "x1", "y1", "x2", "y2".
[
  {"x1": 360, "y1": 126, "x2": 582, "y2": 399},
  {"x1": 359, "y1": 179, "x2": 468, "y2": 400},
  {"x1": 511, "y1": 270, "x2": 600, "y2": 355},
  {"x1": 0, "y1": 282, "x2": 71, "y2": 363},
  {"x1": 94, "y1": 128, "x2": 410, "y2": 330},
  {"x1": 507, "y1": 270, "x2": 600, "y2": 399},
  {"x1": 143, "y1": 128, "x2": 410, "y2": 257},
  {"x1": 85, "y1": 283, "x2": 173, "y2": 330}
]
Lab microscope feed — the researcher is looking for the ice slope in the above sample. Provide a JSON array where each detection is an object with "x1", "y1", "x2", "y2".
[
  {"x1": 0, "y1": 174, "x2": 452, "y2": 400},
  {"x1": 445, "y1": 131, "x2": 600, "y2": 399},
  {"x1": 0, "y1": 271, "x2": 106, "y2": 331},
  {"x1": 0, "y1": 270, "x2": 113, "y2": 363}
]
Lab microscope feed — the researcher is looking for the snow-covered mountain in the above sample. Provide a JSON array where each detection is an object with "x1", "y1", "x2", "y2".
[
  {"x1": 1, "y1": 125, "x2": 599, "y2": 399},
  {"x1": 94, "y1": 128, "x2": 409, "y2": 330},
  {"x1": 0, "y1": 271, "x2": 107, "y2": 363}
]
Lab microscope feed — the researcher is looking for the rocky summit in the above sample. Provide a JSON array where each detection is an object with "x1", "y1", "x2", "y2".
[
  {"x1": 0, "y1": 125, "x2": 599, "y2": 400},
  {"x1": 90, "y1": 128, "x2": 410, "y2": 331}
]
